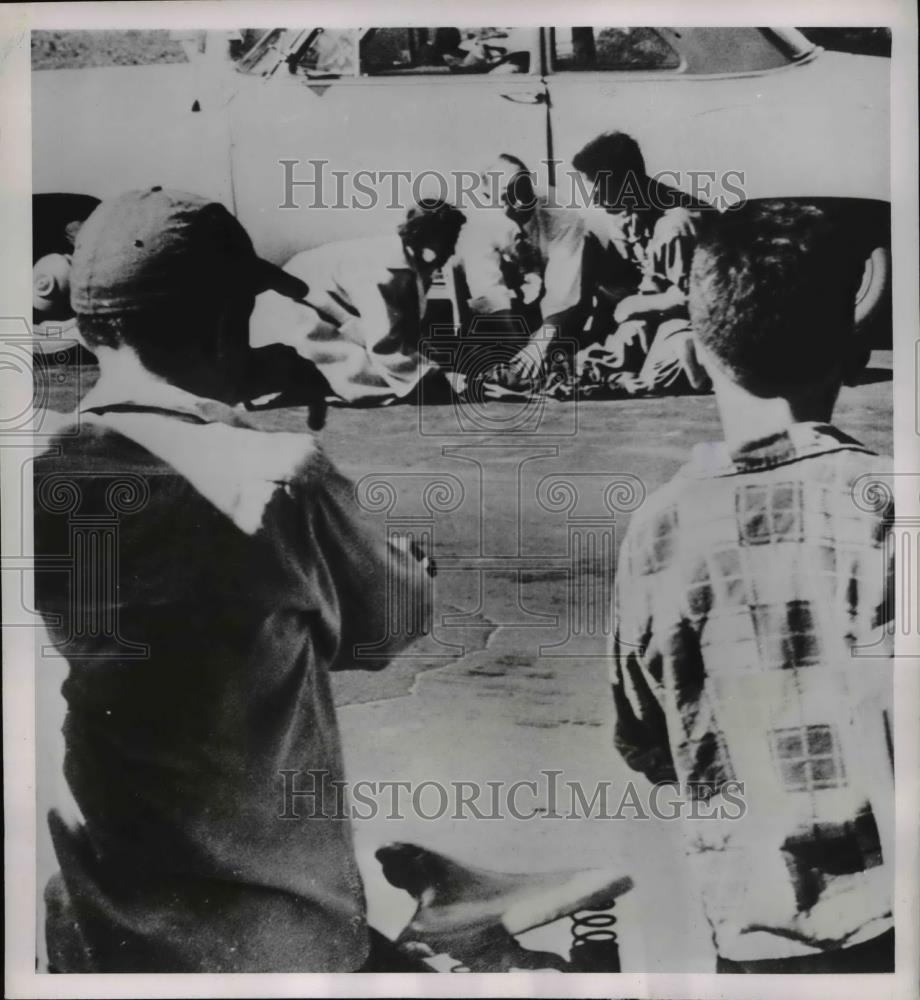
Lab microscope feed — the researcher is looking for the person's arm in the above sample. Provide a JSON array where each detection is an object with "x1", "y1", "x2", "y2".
[
  {"x1": 334, "y1": 266, "x2": 433, "y2": 396},
  {"x1": 300, "y1": 450, "x2": 434, "y2": 669},
  {"x1": 455, "y1": 214, "x2": 518, "y2": 315},
  {"x1": 613, "y1": 285, "x2": 687, "y2": 324},
  {"x1": 846, "y1": 501, "x2": 896, "y2": 869},
  {"x1": 337, "y1": 271, "x2": 393, "y2": 350},
  {"x1": 609, "y1": 527, "x2": 677, "y2": 783},
  {"x1": 242, "y1": 345, "x2": 330, "y2": 430},
  {"x1": 268, "y1": 248, "x2": 359, "y2": 330},
  {"x1": 578, "y1": 206, "x2": 631, "y2": 255},
  {"x1": 614, "y1": 211, "x2": 695, "y2": 324},
  {"x1": 538, "y1": 210, "x2": 587, "y2": 321},
  {"x1": 496, "y1": 210, "x2": 587, "y2": 379}
]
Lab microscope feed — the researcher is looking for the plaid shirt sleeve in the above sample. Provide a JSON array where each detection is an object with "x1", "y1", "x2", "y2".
[{"x1": 610, "y1": 521, "x2": 678, "y2": 784}]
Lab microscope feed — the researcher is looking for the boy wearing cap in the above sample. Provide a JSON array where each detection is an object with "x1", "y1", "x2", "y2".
[
  {"x1": 249, "y1": 202, "x2": 466, "y2": 405},
  {"x1": 609, "y1": 202, "x2": 894, "y2": 972},
  {"x1": 34, "y1": 188, "x2": 432, "y2": 972}
]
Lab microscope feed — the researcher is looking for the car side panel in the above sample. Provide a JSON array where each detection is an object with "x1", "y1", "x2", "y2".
[
  {"x1": 32, "y1": 65, "x2": 234, "y2": 207},
  {"x1": 546, "y1": 51, "x2": 889, "y2": 206},
  {"x1": 229, "y1": 71, "x2": 550, "y2": 264}
]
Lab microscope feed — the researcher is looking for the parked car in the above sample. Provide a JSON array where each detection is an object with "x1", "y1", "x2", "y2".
[{"x1": 32, "y1": 26, "x2": 891, "y2": 348}]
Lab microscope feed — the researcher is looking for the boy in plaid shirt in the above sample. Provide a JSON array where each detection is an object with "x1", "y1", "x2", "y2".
[{"x1": 610, "y1": 201, "x2": 894, "y2": 972}]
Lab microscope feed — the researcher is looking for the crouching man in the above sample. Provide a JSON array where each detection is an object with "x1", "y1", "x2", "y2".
[
  {"x1": 572, "y1": 130, "x2": 709, "y2": 396},
  {"x1": 454, "y1": 153, "x2": 631, "y2": 393},
  {"x1": 250, "y1": 201, "x2": 466, "y2": 406},
  {"x1": 34, "y1": 188, "x2": 433, "y2": 972}
]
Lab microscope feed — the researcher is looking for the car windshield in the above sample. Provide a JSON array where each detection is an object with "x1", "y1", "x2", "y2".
[
  {"x1": 237, "y1": 28, "x2": 357, "y2": 78},
  {"x1": 237, "y1": 29, "x2": 299, "y2": 76},
  {"x1": 296, "y1": 29, "x2": 356, "y2": 77}
]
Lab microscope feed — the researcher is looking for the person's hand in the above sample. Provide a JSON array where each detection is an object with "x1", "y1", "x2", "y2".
[
  {"x1": 603, "y1": 319, "x2": 648, "y2": 368},
  {"x1": 605, "y1": 335, "x2": 625, "y2": 370},
  {"x1": 520, "y1": 272, "x2": 543, "y2": 306},
  {"x1": 509, "y1": 335, "x2": 552, "y2": 381},
  {"x1": 676, "y1": 334, "x2": 710, "y2": 390}
]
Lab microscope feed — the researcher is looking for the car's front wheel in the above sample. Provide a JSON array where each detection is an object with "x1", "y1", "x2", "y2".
[{"x1": 854, "y1": 244, "x2": 891, "y2": 341}]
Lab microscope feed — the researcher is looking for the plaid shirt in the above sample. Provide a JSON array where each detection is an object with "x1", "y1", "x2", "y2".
[{"x1": 610, "y1": 422, "x2": 894, "y2": 961}]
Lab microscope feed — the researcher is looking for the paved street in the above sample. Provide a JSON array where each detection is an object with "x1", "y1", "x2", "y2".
[{"x1": 35, "y1": 353, "x2": 892, "y2": 970}]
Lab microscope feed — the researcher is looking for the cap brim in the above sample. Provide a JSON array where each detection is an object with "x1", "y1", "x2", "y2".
[{"x1": 253, "y1": 257, "x2": 309, "y2": 300}]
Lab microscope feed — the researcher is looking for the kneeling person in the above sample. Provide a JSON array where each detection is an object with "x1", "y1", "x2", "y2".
[
  {"x1": 572, "y1": 131, "x2": 708, "y2": 395},
  {"x1": 250, "y1": 201, "x2": 466, "y2": 405}
]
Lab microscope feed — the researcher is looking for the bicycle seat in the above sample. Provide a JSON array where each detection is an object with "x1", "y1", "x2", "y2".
[{"x1": 376, "y1": 842, "x2": 632, "y2": 967}]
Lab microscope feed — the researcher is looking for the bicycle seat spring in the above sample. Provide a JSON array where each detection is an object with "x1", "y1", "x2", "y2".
[{"x1": 568, "y1": 903, "x2": 620, "y2": 972}]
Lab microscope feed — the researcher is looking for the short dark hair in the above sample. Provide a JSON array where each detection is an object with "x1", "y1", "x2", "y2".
[
  {"x1": 572, "y1": 131, "x2": 648, "y2": 211},
  {"x1": 495, "y1": 154, "x2": 537, "y2": 213},
  {"x1": 77, "y1": 309, "x2": 189, "y2": 354},
  {"x1": 689, "y1": 200, "x2": 863, "y2": 396},
  {"x1": 398, "y1": 200, "x2": 466, "y2": 261},
  {"x1": 76, "y1": 312, "x2": 129, "y2": 351},
  {"x1": 76, "y1": 294, "x2": 231, "y2": 377},
  {"x1": 573, "y1": 131, "x2": 646, "y2": 183}
]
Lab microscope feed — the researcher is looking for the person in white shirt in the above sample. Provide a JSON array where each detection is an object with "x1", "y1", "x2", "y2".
[
  {"x1": 454, "y1": 154, "x2": 631, "y2": 390},
  {"x1": 250, "y1": 201, "x2": 466, "y2": 405}
]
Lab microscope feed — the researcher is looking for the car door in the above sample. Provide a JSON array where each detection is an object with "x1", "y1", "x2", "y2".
[
  {"x1": 542, "y1": 26, "x2": 891, "y2": 342},
  {"x1": 229, "y1": 27, "x2": 550, "y2": 265},
  {"x1": 542, "y1": 26, "x2": 745, "y2": 207},
  {"x1": 543, "y1": 26, "x2": 889, "y2": 209},
  {"x1": 32, "y1": 33, "x2": 236, "y2": 207}
]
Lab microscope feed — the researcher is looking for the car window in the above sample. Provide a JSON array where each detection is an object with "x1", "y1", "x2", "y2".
[
  {"x1": 295, "y1": 29, "x2": 357, "y2": 77},
  {"x1": 238, "y1": 29, "x2": 357, "y2": 78},
  {"x1": 551, "y1": 27, "x2": 680, "y2": 71},
  {"x1": 238, "y1": 29, "x2": 298, "y2": 76},
  {"x1": 360, "y1": 27, "x2": 530, "y2": 76}
]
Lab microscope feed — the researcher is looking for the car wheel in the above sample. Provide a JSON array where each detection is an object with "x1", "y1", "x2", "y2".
[
  {"x1": 33, "y1": 194, "x2": 100, "y2": 362},
  {"x1": 854, "y1": 244, "x2": 891, "y2": 345}
]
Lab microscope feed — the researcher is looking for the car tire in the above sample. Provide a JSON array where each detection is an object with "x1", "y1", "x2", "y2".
[
  {"x1": 33, "y1": 194, "x2": 100, "y2": 363},
  {"x1": 854, "y1": 244, "x2": 891, "y2": 342},
  {"x1": 33, "y1": 193, "x2": 101, "y2": 264}
]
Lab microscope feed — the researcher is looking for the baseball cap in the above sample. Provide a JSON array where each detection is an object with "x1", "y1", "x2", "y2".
[{"x1": 70, "y1": 187, "x2": 308, "y2": 314}]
